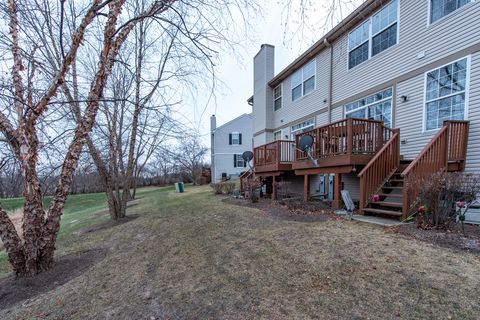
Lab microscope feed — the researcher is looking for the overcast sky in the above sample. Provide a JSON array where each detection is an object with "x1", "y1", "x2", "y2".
[{"x1": 176, "y1": 0, "x2": 363, "y2": 147}]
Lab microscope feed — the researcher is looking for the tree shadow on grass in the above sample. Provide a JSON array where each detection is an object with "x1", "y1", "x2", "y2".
[{"x1": 0, "y1": 248, "x2": 106, "y2": 311}]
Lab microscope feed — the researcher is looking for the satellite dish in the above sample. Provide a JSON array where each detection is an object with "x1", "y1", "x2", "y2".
[
  {"x1": 242, "y1": 151, "x2": 254, "y2": 162},
  {"x1": 299, "y1": 134, "x2": 314, "y2": 152},
  {"x1": 298, "y1": 134, "x2": 318, "y2": 167}
]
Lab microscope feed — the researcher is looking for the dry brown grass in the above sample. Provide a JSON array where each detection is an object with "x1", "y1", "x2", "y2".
[{"x1": 1, "y1": 186, "x2": 479, "y2": 319}]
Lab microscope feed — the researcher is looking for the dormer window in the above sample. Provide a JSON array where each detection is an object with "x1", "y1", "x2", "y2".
[
  {"x1": 348, "y1": 0, "x2": 398, "y2": 69},
  {"x1": 291, "y1": 59, "x2": 316, "y2": 101}
]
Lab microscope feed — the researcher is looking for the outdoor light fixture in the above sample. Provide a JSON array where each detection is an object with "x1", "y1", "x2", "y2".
[{"x1": 400, "y1": 95, "x2": 408, "y2": 102}]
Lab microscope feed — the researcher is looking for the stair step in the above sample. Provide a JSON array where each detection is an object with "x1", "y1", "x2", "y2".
[
  {"x1": 371, "y1": 201, "x2": 403, "y2": 208},
  {"x1": 389, "y1": 179, "x2": 404, "y2": 183},
  {"x1": 382, "y1": 186, "x2": 404, "y2": 190},
  {"x1": 362, "y1": 208, "x2": 403, "y2": 217},
  {"x1": 378, "y1": 193, "x2": 403, "y2": 198}
]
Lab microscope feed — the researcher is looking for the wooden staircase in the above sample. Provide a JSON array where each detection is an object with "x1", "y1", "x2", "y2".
[
  {"x1": 362, "y1": 160, "x2": 411, "y2": 218},
  {"x1": 359, "y1": 120, "x2": 470, "y2": 220}
]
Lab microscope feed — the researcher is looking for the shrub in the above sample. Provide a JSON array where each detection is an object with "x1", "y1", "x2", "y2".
[
  {"x1": 246, "y1": 179, "x2": 262, "y2": 203},
  {"x1": 210, "y1": 182, "x2": 236, "y2": 195},
  {"x1": 223, "y1": 182, "x2": 236, "y2": 194},
  {"x1": 414, "y1": 172, "x2": 480, "y2": 229}
]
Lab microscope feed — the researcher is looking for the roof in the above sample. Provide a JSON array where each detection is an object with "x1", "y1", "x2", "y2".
[
  {"x1": 215, "y1": 113, "x2": 253, "y2": 131},
  {"x1": 268, "y1": 0, "x2": 391, "y2": 88}
]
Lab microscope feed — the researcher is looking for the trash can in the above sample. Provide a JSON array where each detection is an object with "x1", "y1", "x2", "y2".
[{"x1": 176, "y1": 182, "x2": 184, "y2": 193}]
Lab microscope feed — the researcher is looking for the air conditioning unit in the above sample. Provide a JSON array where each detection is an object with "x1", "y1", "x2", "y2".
[{"x1": 458, "y1": 200, "x2": 480, "y2": 225}]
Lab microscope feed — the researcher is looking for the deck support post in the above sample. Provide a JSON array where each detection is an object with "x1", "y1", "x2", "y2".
[
  {"x1": 272, "y1": 176, "x2": 277, "y2": 200},
  {"x1": 303, "y1": 174, "x2": 310, "y2": 202},
  {"x1": 332, "y1": 173, "x2": 342, "y2": 209}
]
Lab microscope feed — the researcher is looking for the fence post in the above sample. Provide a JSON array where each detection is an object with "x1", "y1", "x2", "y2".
[{"x1": 347, "y1": 118, "x2": 353, "y2": 155}]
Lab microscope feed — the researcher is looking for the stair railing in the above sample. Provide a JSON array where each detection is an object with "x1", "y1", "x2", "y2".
[
  {"x1": 401, "y1": 120, "x2": 469, "y2": 217},
  {"x1": 358, "y1": 128, "x2": 400, "y2": 212}
]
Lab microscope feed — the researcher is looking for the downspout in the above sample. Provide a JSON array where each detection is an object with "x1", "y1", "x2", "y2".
[{"x1": 324, "y1": 38, "x2": 333, "y2": 124}]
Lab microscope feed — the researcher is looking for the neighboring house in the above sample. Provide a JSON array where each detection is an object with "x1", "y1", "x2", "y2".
[
  {"x1": 249, "y1": 0, "x2": 479, "y2": 219},
  {"x1": 210, "y1": 114, "x2": 253, "y2": 183}
]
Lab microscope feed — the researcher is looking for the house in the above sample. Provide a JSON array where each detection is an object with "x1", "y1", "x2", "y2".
[
  {"x1": 210, "y1": 113, "x2": 253, "y2": 183},
  {"x1": 248, "y1": 0, "x2": 478, "y2": 219}
]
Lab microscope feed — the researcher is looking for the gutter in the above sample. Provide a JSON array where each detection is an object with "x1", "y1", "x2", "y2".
[{"x1": 267, "y1": 0, "x2": 390, "y2": 88}]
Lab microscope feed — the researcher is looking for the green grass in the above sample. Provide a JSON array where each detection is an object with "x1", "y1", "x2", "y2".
[{"x1": 0, "y1": 186, "x2": 174, "y2": 274}]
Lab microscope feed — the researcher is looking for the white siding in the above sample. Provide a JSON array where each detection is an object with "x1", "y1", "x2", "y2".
[{"x1": 212, "y1": 114, "x2": 253, "y2": 182}]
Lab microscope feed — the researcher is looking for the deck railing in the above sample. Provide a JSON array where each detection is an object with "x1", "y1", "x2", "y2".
[
  {"x1": 295, "y1": 118, "x2": 394, "y2": 160},
  {"x1": 254, "y1": 140, "x2": 295, "y2": 167},
  {"x1": 401, "y1": 120, "x2": 470, "y2": 217},
  {"x1": 358, "y1": 128, "x2": 400, "y2": 212}
]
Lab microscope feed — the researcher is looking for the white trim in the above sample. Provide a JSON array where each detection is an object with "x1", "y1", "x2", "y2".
[
  {"x1": 273, "y1": 130, "x2": 282, "y2": 141},
  {"x1": 231, "y1": 131, "x2": 241, "y2": 145},
  {"x1": 427, "y1": 0, "x2": 475, "y2": 27},
  {"x1": 422, "y1": 55, "x2": 471, "y2": 133},
  {"x1": 347, "y1": 0, "x2": 399, "y2": 70},
  {"x1": 344, "y1": 88, "x2": 394, "y2": 127},
  {"x1": 273, "y1": 83, "x2": 283, "y2": 111},
  {"x1": 291, "y1": 59, "x2": 317, "y2": 102}
]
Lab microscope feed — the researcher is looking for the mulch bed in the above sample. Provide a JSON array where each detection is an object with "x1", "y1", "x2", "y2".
[
  {"x1": 391, "y1": 223, "x2": 480, "y2": 255},
  {"x1": 0, "y1": 248, "x2": 106, "y2": 311},
  {"x1": 222, "y1": 196, "x2": 336, "y2": 222}
]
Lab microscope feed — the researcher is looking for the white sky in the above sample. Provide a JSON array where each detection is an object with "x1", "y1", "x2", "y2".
[{"x1": 176, "y1": 0, "x2": 363, "y2": 149}]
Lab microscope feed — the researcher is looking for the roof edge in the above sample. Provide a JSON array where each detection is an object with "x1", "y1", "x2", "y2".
[{"x1": 268, "y1": 0, "x2": 390, "y2": 87}]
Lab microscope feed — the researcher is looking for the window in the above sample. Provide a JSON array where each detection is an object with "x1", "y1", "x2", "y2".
[
  {"x1": 273, "y1": 130, "x2": 282, "y2": 141},
  {"x1": 291, "y1": 60, "x2": 316, "y2": 101},
  {"x1": 229, "y1": 132, "x2": 241, "y2": 145},
  {"x1": 234, "y1": 154, "x2": 245, "y2": 168},
  {"x1": 274, "y1": 85, "x2": 282, "y2": 111},
  {"x1": 424, "y1": 58, "x2": 468, "y2": 130},
  {"x1": 348, "y1": 0, "x2": 398, "y2": 69},
  {"x1": 431, "y1": 0, "x2": 472, "y2": 23},
  {"x1": 291, "y1": 118, "x2": 315, "y2": 138},
  {"x1": 345, "y1": 88, "x2": 393, "y2": 127}
]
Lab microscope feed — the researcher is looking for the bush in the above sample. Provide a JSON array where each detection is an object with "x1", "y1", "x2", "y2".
[
  {"x1": 414, "y1": 172, "x2": 480, "y2": 229},
  {"x1": 246, "y1": 179, "x2": 262, "y2": 203},
  {"x1": 210, "y1": 182, "x2": 236, "y2": 195}
]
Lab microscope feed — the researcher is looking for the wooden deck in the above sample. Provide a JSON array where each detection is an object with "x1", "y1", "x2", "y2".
[
  {"x1": 254, "y1": 140, "x2": 295, "y2": 174},
  {"x1": 293, "y1": 118, "x2": 395, "y2": 173}
]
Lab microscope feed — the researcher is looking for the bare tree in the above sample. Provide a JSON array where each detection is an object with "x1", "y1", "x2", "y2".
[
  {"x1": 0, "y1": 0, "x2": 184, "y2": 277},
  {"x1": 0, "y1": 0, "x2": 259, "y2": 276},
  {"x1": 171, "y1": 135, "x2": 208, "y2": 186}
]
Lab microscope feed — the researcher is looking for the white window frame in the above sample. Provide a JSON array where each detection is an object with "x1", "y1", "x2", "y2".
[
  {"x1": 347, "y1": 0, "x2": 400, "y2": 70},
  {"x1": 273, "y1": 130, "x2": 282, "y2": 141},
  {"x1": 344, "y1": 88, "x2": 394, "y2": 127},
  {"x1": 231, "y1": 132, "x2": 240, "y2": 145},
  {"x1": 235, "y1": 154, "x2": 245, "y2": 168},
  {"x1": 422, "y1": 56, "x2": 471, "y2": 132},
  {"x1": 290, "y1": 118, "x2": 315, "y2": 139},
  {"x1": 428, "y1": 0, "x2": 474, "y2": 26},
  {"x1": 274, "y1": 84, "x2": 282, "y2": 111},
  {"x1": 291, "y1": 59, "x2": 316, "y2": 102}
]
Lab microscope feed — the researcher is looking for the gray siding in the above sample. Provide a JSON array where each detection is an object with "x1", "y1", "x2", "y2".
[
  {"x1": 272, "y1": 49, "x2": 330, "y2": 131},
  {"x1": 396, "y1": 51, "x2": 480, "y2": 173},
  {"x1": 466, "y1": 52, "x2": 480, "y2": 172},
  {"x1": 332, "y1": 0, "x2": 480, "y2": 105}
]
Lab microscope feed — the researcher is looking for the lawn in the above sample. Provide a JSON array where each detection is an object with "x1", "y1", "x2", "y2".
[{"x1": 1, "y1": 185, "x2": 479, "y2": 319}]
